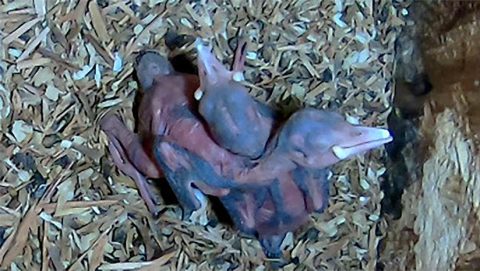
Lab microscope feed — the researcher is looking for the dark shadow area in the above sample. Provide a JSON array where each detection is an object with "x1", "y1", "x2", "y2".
[
  {"x1": 378, "y1": 10, "x2": 434, "y2": 219},
  {"x1": 379, "y1": 72, "x2": 432, "y2": 219},
  {"x1": 154, "y1": 177, "x2": 180, "y2": 206},
  {"x1": 207, "y1": 196, "x2": 235, "y2": 227},
  {"x1": 169, "y1": 54, "x2": 198, "y2": 75}
]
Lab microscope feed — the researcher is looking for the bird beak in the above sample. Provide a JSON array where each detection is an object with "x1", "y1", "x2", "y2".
[
  {"x1": 195, "y1": 38, "x2": 215, "y2": 78},
  {"x1": 195, "y1": 38, "x2": 235, "y2": 88},
  {"x1": 332, "y1": 127, "x2": 393, "y2": 159}
]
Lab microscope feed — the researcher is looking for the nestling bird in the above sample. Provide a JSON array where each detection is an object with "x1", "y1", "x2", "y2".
[
  {"x1": 101, "y1": 51, "x2": 248, "y2": 217},
  {"x1": 194, "y1": 38, "x2": 276, "y2": 159},
  {"x1": 100, "y1": 40, "x2": 393, "y2": 262},
  {"x1": 215, "y1": 108, "x2": 392, "y2": 260},
  {"x1": 151, "y1": 105, "x2": 392, "y2": 260},
  {"x1": 197, "y1": 39, "x2": 392, "y2": 246}
]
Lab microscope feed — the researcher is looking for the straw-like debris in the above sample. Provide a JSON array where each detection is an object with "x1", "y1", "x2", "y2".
[{"x1": 0, "y1": 0, "x2": 400, "y2": 269}]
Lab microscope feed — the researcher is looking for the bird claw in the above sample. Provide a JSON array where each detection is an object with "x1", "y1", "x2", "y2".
[
  {"x1": 232, "y1": 71, "x2": 244, "y2": 82},
  {"x1": 186, "y1": 189, "x2": 209, "y2": 225},
  {"x1": 187, "y1": 205, "x2": 209, "y2": 226},
  {"x1": 260, "y1": 235, "x2": 286, "y2": 260}
]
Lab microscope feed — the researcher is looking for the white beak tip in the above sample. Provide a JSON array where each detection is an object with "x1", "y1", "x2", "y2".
[
  {"x1": 379, "y1": 129, "x2": 392, "y2": 139},
  {"x1": 232, "y1": 71, "x2": 244, "y2": 82},
  {"x1": 332, "y1": 145, "x2": 349, "y2": 160},
  {"x1": 194, "y1": 89, "x2": 204, "y2": 100}
]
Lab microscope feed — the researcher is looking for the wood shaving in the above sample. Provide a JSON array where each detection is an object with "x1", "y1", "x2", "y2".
[{"x1": 0, "y1": 0, "x2": 399, "y2": 269}]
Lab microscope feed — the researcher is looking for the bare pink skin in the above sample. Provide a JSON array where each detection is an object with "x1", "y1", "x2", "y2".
[
  {"x1": 194, "y1": 38, "x2": 392, "y2": 186},
  {"x1": 234, "y1": 108, "x2": 393, "y2": 185},
  {"x1": 224, "y1": 167, "x2": 329, "y2": 260},
  {"x1": 102, "y1": 60, "x2": 241, "y2": 214},
  {"x1": 100, "y1": 47, "x2": 392, "y2": 255},
  {"x1": 254, "y1": 172, "x2": 323, "y2": 236},
  {"x1": 195, "y1": 38, "x2": 274, "y2": 158},
  {"x1": 138, "y1": 72, "x2": 253, "y2": 186},
  {"x1": 100, "y1": 115, "x2": 162, "y2": 214},
  {"x1": 197, "y1": 91, "x2": 391, "y2": 258}
]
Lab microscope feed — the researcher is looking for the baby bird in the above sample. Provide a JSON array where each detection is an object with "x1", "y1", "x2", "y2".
[{"x1": 194, "y1": 38, "x2": 275, "y2": 159}]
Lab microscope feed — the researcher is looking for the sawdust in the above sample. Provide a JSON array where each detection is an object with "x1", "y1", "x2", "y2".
[{"x1": 0, "y1": 0, "x2": 400, "y2": 269}]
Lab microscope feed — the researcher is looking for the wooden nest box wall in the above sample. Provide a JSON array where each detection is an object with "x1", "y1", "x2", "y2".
[{"x1": 379, "y1": 1, "x2": 480, "y2": 270}]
